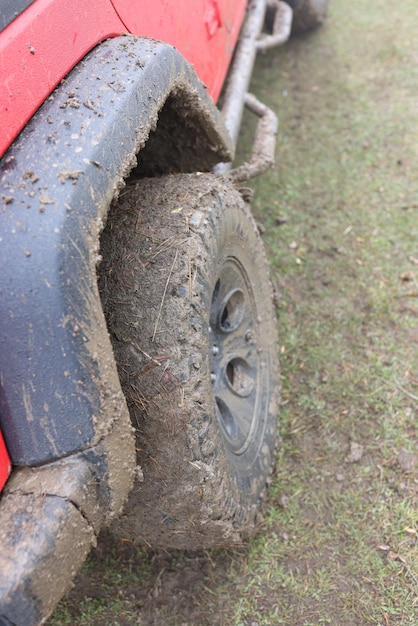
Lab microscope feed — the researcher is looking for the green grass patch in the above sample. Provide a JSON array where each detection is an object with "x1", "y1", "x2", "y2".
[{"x1": 48, "y1": 1, "x2": 417, "y2": 624}]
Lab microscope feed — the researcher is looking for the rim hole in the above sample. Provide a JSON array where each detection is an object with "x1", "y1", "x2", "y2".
[
  {"x1": 226, "y1": 358, "x2": 254, "y2": 397},
  {"x1": 215, "y1": 397, "x2": 238, "y2": 440},
  {"x1": 212, "y1": 279, "x2": 221, "y2": 302},
  {"x1": 210, "y1": 279, "x2": 221, "y2": 328},
  {"x1": 226, "y1": 361, "x2": 234, "y2": 385},
  {"x1": 218, "y1": 289, "x2": 245, "y2": 332}
]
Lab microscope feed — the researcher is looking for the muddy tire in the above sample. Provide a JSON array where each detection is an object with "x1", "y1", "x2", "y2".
[
  {"x1": 98, "y1": 173, "x2": 279, "y2": 550},
  {"x1": 288, "y1": 0, "x2": 328, "y2": 34}
]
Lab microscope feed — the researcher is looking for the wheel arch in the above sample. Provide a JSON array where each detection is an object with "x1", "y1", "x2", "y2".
[
  {"x1": 0, "y1": 34, "x2": 234, "y2": 626},
  {"x1": 0, "y1": 34, "x2": 234, "y2": 467}
]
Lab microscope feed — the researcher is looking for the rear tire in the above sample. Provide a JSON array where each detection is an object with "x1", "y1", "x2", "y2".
[
  {"x1": 288, "y1": 0, "x2": 328, "y2": 34},
  {"x1": 98, "y1": 173, "x2": 280, "y2": 549}
]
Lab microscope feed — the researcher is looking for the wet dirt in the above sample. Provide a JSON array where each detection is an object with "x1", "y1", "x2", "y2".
[
  {"x1": 98, "y1": 173, "x2": 278, "y2": 551},
  {"x1": 47, "y1": 1, "x2": 418, "y2": 624}
]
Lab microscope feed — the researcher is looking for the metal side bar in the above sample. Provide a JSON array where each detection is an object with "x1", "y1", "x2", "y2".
[
  {"x1": 228, "y1": 93, "x2": 278, "y2": 183},
  {"x1": 257, "y1": 0, "x2": 294, "y2": 51},
  {"x1": 216, "y1": 0, "x2": 293, "y2": 179}
]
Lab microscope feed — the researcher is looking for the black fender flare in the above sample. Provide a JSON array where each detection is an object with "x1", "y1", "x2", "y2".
[
  {"x1": 0, "y1": 35, "x2": 233, "y2": 626},
  {"x1": 0, "y1": 35, "x2": 233, "y2": 466}
]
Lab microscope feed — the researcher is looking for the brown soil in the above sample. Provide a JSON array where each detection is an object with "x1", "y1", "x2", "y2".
[{"x1": 47, "y1": 1, "x2": 418, "y2": 624}]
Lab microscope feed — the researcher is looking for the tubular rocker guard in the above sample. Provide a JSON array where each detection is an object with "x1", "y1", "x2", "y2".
[{"x1": 0, "y1": 36, "x2": 233, "y2": 625}]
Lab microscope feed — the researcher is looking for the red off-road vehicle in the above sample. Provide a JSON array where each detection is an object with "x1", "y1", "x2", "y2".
[{"x1": 0, "y1": 1, "x2": 327, "y2": 623}]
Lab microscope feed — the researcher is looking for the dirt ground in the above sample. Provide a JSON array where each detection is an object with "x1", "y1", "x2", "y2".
[{"x1": 48, "y1": 1, "x2": 417, "y2": 624}]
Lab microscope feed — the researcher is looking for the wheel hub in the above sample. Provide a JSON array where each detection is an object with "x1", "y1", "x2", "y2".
[{"x1": 209, "y1": 258, "x2": 260, "y2": 456}]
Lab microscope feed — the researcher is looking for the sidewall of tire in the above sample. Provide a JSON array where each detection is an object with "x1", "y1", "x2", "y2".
[
  {"x1": 290, "y1": 0, "x2": 328, "y2": 33},
  {"x1": 195, "y1": 193, "x2": 278, "y2": 502},
  {"x1": 103, "y1": 174, "x2": 279, "y2": 547}
]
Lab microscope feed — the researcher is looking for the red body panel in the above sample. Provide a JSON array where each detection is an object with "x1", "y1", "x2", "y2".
[
  {"x1": 0, "y1": 0, "x2": 127, "y2": 156},
  {"x1": 0, "y1": 0, "x2": 247, "y2": 157},
  {"x1": 0, "y1": 0, "x2": 247, "y2": 488},
  {"x1": 0, "y1": 430, "x2": 10, "y2": 490},
  {"x1": 111, "y1": 0, "x2": 247, "y2": 104}
]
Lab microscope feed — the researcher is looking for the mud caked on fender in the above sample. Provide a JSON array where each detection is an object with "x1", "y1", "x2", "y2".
[{"x1": 0, "y1": 35, "x2": 233, "y2": 625}]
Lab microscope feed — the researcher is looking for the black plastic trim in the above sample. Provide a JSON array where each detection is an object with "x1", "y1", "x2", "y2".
[
  {"x1": 0, "y1": 0, "x2": 36, "y2": 32},
  {"x1": 0, "y1": 35, "x2": 233, "y2": 465}
]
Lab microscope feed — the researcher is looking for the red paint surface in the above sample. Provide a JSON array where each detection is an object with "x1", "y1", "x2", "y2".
[
  {"x1": 111, "y1": 0, "x2": 247, "y2": 102},
  {"x1": 0, "y1": 0, "x2": 127, "y2": 156},
  {"x1": 0, "y1": 430, "x2": 11, "y2": 491},
  {"x1": 0, "y1": 0, "x2": 247, "y2": 156}
]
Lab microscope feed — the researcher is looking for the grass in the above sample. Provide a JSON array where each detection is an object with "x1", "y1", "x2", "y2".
[
  {"x1": 48, "y1": 0, "x2": 417, "y2": 624},
  {"x1": 221, "y1": 1, "x2": 418, "y2": 623}
]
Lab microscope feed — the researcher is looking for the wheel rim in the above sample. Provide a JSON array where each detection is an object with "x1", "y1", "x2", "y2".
[{"x1": 209, "y1": 257, "x2": 261, "y2": 456}]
